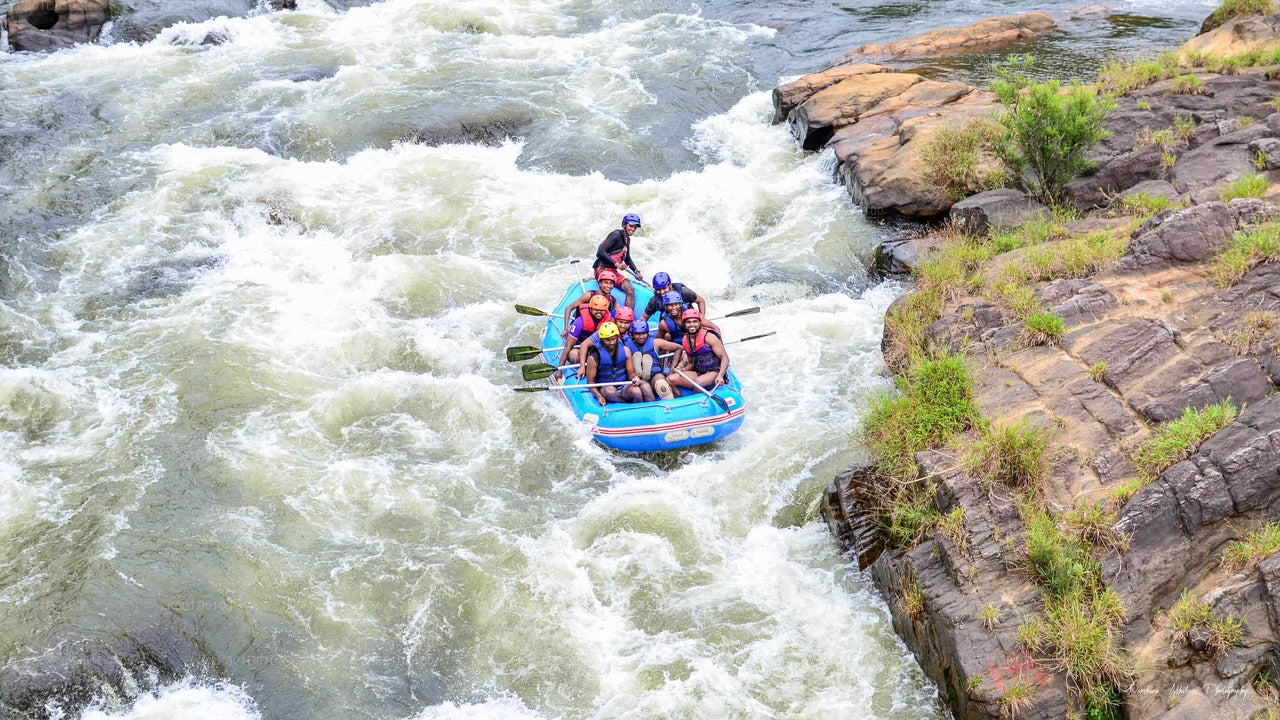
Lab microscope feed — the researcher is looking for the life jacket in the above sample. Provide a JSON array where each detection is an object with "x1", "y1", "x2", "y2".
[
  {"x1": 573, "y1": 291, "x2": 616, "y2": 327},
  {"x1": 659, "y1": 313, "x2": 686, "y2": 344},
  {"x1": 624, "y1": 335, "x2": 660, "y2": 366},
  {"x1": 574, "y1": 305, "x2": 614, "y2": 336},
  {"x1": 590, "y1": 342, "x2": 629, "y2": 383},
  {"x1": 681, "y1": 328, "x2": 722, "y2": 374}
]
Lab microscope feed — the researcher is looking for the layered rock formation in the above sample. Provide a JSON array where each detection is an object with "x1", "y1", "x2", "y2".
[
  {"x1": 811, "y1": 10, "x2": 1280, "y2": 720},
  {"x1": 831, "y1": 12, "x2": 1056, "y2": 63}
]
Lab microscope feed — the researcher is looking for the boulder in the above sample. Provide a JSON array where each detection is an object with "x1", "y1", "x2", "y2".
[
  {"x1": 1250, "y1": 137, "x2": 1280, "y2": 171},
  {"x1": 872, "y1": 236, "x2": 941, "y2": 277},
  {"x1": 832, "y1": 12, "x2": 1056, "y2": 62},
  {"x1": 6, "y1": 0, "x2": 110, "y2": 52},
  {"x1": 950, "y1": 188, "x2": 1050, "y2": 236},
  {"x1": 1228, "y1": 197, "x2": 1280, "y2": 227},
  {"x1": 788, "y1": 72, "x2": 922, "y2": 151},
  {"x1": 1118, "y1": 202, "x2": 1235, "y2": 271},
  {"x1": 1182, "y1": 12, "x2": 1280, "y2": 59},
  {"x1": 771, "y1": 64, "x2": 889, "y2": 125},
  {"x1": 1120, "y1": 179, "x2": 1181, "y2": 204}
]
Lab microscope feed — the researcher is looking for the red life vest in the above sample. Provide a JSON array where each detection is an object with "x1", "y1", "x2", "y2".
[
  {"x1": 681, "y1": 328, "x2": 722, "y2": 374},
  {"x1": 573, "y1": 291, "x2": 617, "y2": 331}
]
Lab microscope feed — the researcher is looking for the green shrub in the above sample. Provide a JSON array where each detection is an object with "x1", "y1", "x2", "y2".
[
  {"x1": 1024, "y1": 310, "x2": 1067, "y2": 346},
  {"x1": 1132, "y1": 399, "x2": 1239, "y2": 480},
  {"x1": 920, "y1": 120, "x2": 1010, "y2": 201},
  {"x1": 967, "y1": 419, "x2": 1053, "y2": 488},
  {"x1": 1222, "y1": 522, "x2": 1280, "y2": 570},
  {"x1": 992, "y1": 56, "x2": 1115, "y2": 204},
  {"x1": 1204, "y1": 0, "x2": 1277, "y2": 33},
  {"x1": 1220, "y1": 172, "x2": 1269, "y2": 202},
  {"x1": 1211, "y1": 222, "x2": 1280, "y2": 287}
]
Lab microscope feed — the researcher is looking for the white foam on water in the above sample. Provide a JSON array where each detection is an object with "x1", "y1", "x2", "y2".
[
  {"x1": 407, "y1": 696, "x2": 548, "y2": 720},
  {"x1": 76, "y1": 678, "x2": 260, "y2": 720}
]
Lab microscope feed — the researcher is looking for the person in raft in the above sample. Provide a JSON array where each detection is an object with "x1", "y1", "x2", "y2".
[
  {"x1": 575, "y1": 306, "x2": 635, "y2": 378},
  {"x1": 595, "y1": 213, "x2": 643, "y2": 308},
  {"x1": 640, "y1": 271, "x2": 706, "y2": 322},
  {"x1": 560, "y1": 295, "x2": 613, "y2": 366},
  {"x1": 562, "y1": 268, "x2": 620, "y2": 330},
  {"x1": 655, "y1": 290, "x2": 689, "y2": 345},
  {"x1": 626, "y1": 318, "x2": 680, "y2": 401},
  {"x1": 669, "y1": 308, "x2": 729, "y2": 392},
  {"x1": 586, "y1": 322, "x2": 643, "y2": 405}
]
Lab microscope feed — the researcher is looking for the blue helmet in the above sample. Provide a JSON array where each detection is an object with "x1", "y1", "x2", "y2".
[
  {"x1": 622, "y1": 213, "x2": 642, "y2": 228},
  {"x1": 652, "y1": 272, "x2": 671, "y2": 291},
  {"x1": 629, "y1": 319, "x2": 650, "y2": 334},
  {"x1": 662, "y1": 290, "x2": 683, "y2": 306}
]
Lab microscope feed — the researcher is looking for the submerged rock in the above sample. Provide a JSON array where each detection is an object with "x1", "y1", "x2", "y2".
[
  {"x1": 950, "y1": 188, "x2": 1050, "y2": 236},
  {"x1": 831, "y1": 12, "x2": 1057, "y2": 62},
  {"x1": 5, "y1": 0, "x2": 110, "y2": 52}
]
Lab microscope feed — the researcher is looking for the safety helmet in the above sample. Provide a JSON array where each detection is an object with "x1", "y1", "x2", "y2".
[
  {"x1": 588, "y1": 295, "x2": 610, "y2": 312},
  {"x1": 681, "y1": 308, "x2": 702, "y2": 322},
  {"x1": 597, "y1": 268, "x2": 619, "y2": 284},
  {"x1": 652, "y1": 272, "x2": 671, "y2": 291},
  {"x1": 622, "y1": 213, "x2": 642, "y2": 228},
  {"x1": 662, "y1": 290, "x2": 683, "y2": 307},
  {"x1": 630, "y1": 319, "x2": 650, "y2": 334},
  {"x1": 598, "y1": 322, "x2": 620, "y2": 340},
  {"x1": 615, "y1": 307, "x2": 635, "y2": 325}
]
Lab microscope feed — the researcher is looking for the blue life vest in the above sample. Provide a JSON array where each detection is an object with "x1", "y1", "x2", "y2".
[
  {"x1": 660, "y1": 313, "x2": 686, "y2": 344},
  {"x1": 681, "y1": 328, "x2": 721, "y2": 374},
  {"x1": 590, "y1": 342, "x2": 629, "y2": 383},
  {"x1": 624, "y1": 335, "x2": 660, "y2": 366}
]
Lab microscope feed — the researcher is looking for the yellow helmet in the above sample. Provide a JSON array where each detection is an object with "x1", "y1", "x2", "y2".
[{"x1": 598, "y1": 322, "x2": 620, "y2": 340}]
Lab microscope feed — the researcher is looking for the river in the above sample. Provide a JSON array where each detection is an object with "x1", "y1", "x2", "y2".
[{"x1": 0, "y1": 1, "x2": 1215, "y2": 718}]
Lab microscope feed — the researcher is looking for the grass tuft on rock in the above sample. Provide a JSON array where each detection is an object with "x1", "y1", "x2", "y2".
[
  {"x1": 1166, "y1": 588, "x2": 1246, "y2": 653},
  {"x1": 1023, "y1": 310, "x2": 1067, "y2": 347},
  {"x1": 1222, "y1": 522, "x2": 1280, "y2": 570},
  {"x1": 1211, "y1": 222, "x2": 1280, "y2": 287},
  {"x1": 920, "y1": 120, "x2": 1010, "y2": 201},
  {"x1": 1132, "y1": 399, "x2": 1239, "y2": 480},
  {"x1": 863, "y1": 351, "x2": 978, "y2": 480},
  {"x1": 967, "y1": 419, "x2": 1053, "y2": 489},
  {"x1": 1220, "y1": 172, "x2": 1270, "y2": 202}
]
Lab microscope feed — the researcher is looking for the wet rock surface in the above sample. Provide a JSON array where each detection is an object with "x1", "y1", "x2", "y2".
[{"x1": 5, "y1": 0, "x2": 110, "y2": 52}]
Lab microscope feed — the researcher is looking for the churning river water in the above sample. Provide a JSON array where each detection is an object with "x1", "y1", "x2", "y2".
[{"x1": 0, "y1": 1, "x2": 1217, "y2": 718}]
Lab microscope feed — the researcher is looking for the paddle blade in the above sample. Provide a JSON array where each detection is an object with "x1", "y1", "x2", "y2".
[
  {"x1": 709, "y1": 392, "x2": 732, "y2": 413},
  {"x1": 505, "y1": 346, "x2": 541, "y2": 362},
  {"x1": 512, "y1": 386, "x2": 548, "y2": 393},
  {"x1": 514, "y1": 304, "x2": 550, "y2": 317},
  {"x1": 723, "y1": 306, "x2": 760, "y2": 318},
  {"x1": 736, "y1": 331, "x2": 776, "y2": 343},
  {"x1": 521, "y1": 363, "x2": 557, "y2": 381}
]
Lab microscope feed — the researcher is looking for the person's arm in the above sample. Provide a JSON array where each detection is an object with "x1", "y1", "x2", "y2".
[
  {"x1": 559, "y1": 319, "x2": 583, "y2": 366},
  {"x1": 576, "y1": 334, "x2": 597, "y2": 377},
  {"x1": 683, "y1": 286, "x2": 706, "y2": 316},
  {"x1": 563, "y1": 293, "x2": 589, "y2": 329},
  {"x1": 623, "y1": 246, "x2": 640, "y2": 278},
  {"x1": 641, "y1": 296, "x2": 659, "y2": 322},
  {"x1": 585, "y1": 350, "x2": 606, "y2": 404},
  {"x1": 624, "y1": 347, "x2": 640, "y2": 386},
  {"x1": 708, "y1": 334, "x2": 729, "y2": 384}
]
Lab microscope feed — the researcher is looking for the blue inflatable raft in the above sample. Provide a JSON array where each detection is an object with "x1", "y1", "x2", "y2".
[{"x1": 537, "y1": 279, "x2": 747, "y2": 452}]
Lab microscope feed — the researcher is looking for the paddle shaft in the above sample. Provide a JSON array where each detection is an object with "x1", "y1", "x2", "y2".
[
  {"x1": 671, "y1": 366, "x2": 730, "y2": 411},
  {"x1": 569, "y1": 259, "x2": 587, "y2": 294}
]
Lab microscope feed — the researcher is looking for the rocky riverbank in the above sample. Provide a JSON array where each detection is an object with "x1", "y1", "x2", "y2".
[{"x1": 785, "y1": 9, "x2": 1280, "y2": 720}]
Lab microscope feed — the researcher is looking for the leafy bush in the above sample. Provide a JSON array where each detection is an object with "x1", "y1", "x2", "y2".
[
  {"x1": 920, "y1": 120, "x2": 1010, "y2": 201},
  {"x1": 992, "y1": 56, "x2": 1114, "y2": 204},
  {"x1": 1132, "y1": 399, "x2": 1239, "y2": 480},
  {"x1": 1204, "y1": 0, "x2": 1277, "y2": 33},
  {"x1": 1211, "y1": 222, "x2": 1280, "y2": 287},
  {"x1": 1220, "y1": 172, "x2": 1270, "y2": 202}
]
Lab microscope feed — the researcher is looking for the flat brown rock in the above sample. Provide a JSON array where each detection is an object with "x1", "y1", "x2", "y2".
[
  {"x1": 833, "y1": 12, "x2": 1056, "y2": 62},
  {"x1": 6, "y1": 0, "x2": 109, "y2": 52},
  {"x1": 771, "y1": 63, "x2": 890, "y2": 125},
  {"x1": 788, "y1": 72, "x2": 922, "y2": 151},
  {"x1": 1180, "y1": 12, "x2": 1280, "y2": 59}
]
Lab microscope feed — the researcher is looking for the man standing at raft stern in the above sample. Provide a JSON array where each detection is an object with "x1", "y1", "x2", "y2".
[{"x1": 595, "y1": 213, "x2": 643, "y2": 309}]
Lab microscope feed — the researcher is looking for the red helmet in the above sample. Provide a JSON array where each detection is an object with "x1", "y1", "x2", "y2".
[
  {"x1": 615, "y1": 306, "x2": 635, "y2": 325},
  {"x1": 681, "y1": 308, "x2": 702, "y2": 322},
  {"x1": 588, "y1": 295, "x2": 610, "y2": 312},
  {"x1": 597, "y1": 269, "x2": 619, "y2": 284}
]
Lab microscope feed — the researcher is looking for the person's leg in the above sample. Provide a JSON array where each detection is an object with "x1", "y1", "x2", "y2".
[
  {"x1": 637, "y1": 381, "x2": 656, "y2": 402},
  {"x1": 600, "y1": 386, "x2": 622, "y2": 404},
  {"x1": 622, "y1": 385, "x2": 643, "y2": 403},
  {"x1": 694, "y1": 371, "x2": 719, "y2": 390},
  {"x1": 652, "y1": 374, "x2": 673, "y2": 400},
  {"x1": 619, "y1": 278, "x2": 635, "y2": 308}
]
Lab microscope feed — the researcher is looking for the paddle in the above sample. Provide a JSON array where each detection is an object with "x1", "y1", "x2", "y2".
[
  {"x1": 522, "y1": 352, "x2": 678, "y2": 381},
  {"x1": 671, "y1": 366, "x2": 731, "y2": 413},
  {"x1": 569, "y1": 259, "x2": 588, "y2": 294},
  {"x1": 514, "y1": 380, "x2": 631, "y2": 393},
  {"x1": 507, "y1": 330, "x2": 776, "y2": 367},
  {"x1": 515, "y1": 304, "x2": 552, "y2": 317},
  {"x1": 621, "y1": 268, "x2": 652, "y2": 289},
  {"x1": 717, "y1": 306, "x2": 760, "y2": 319}
]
